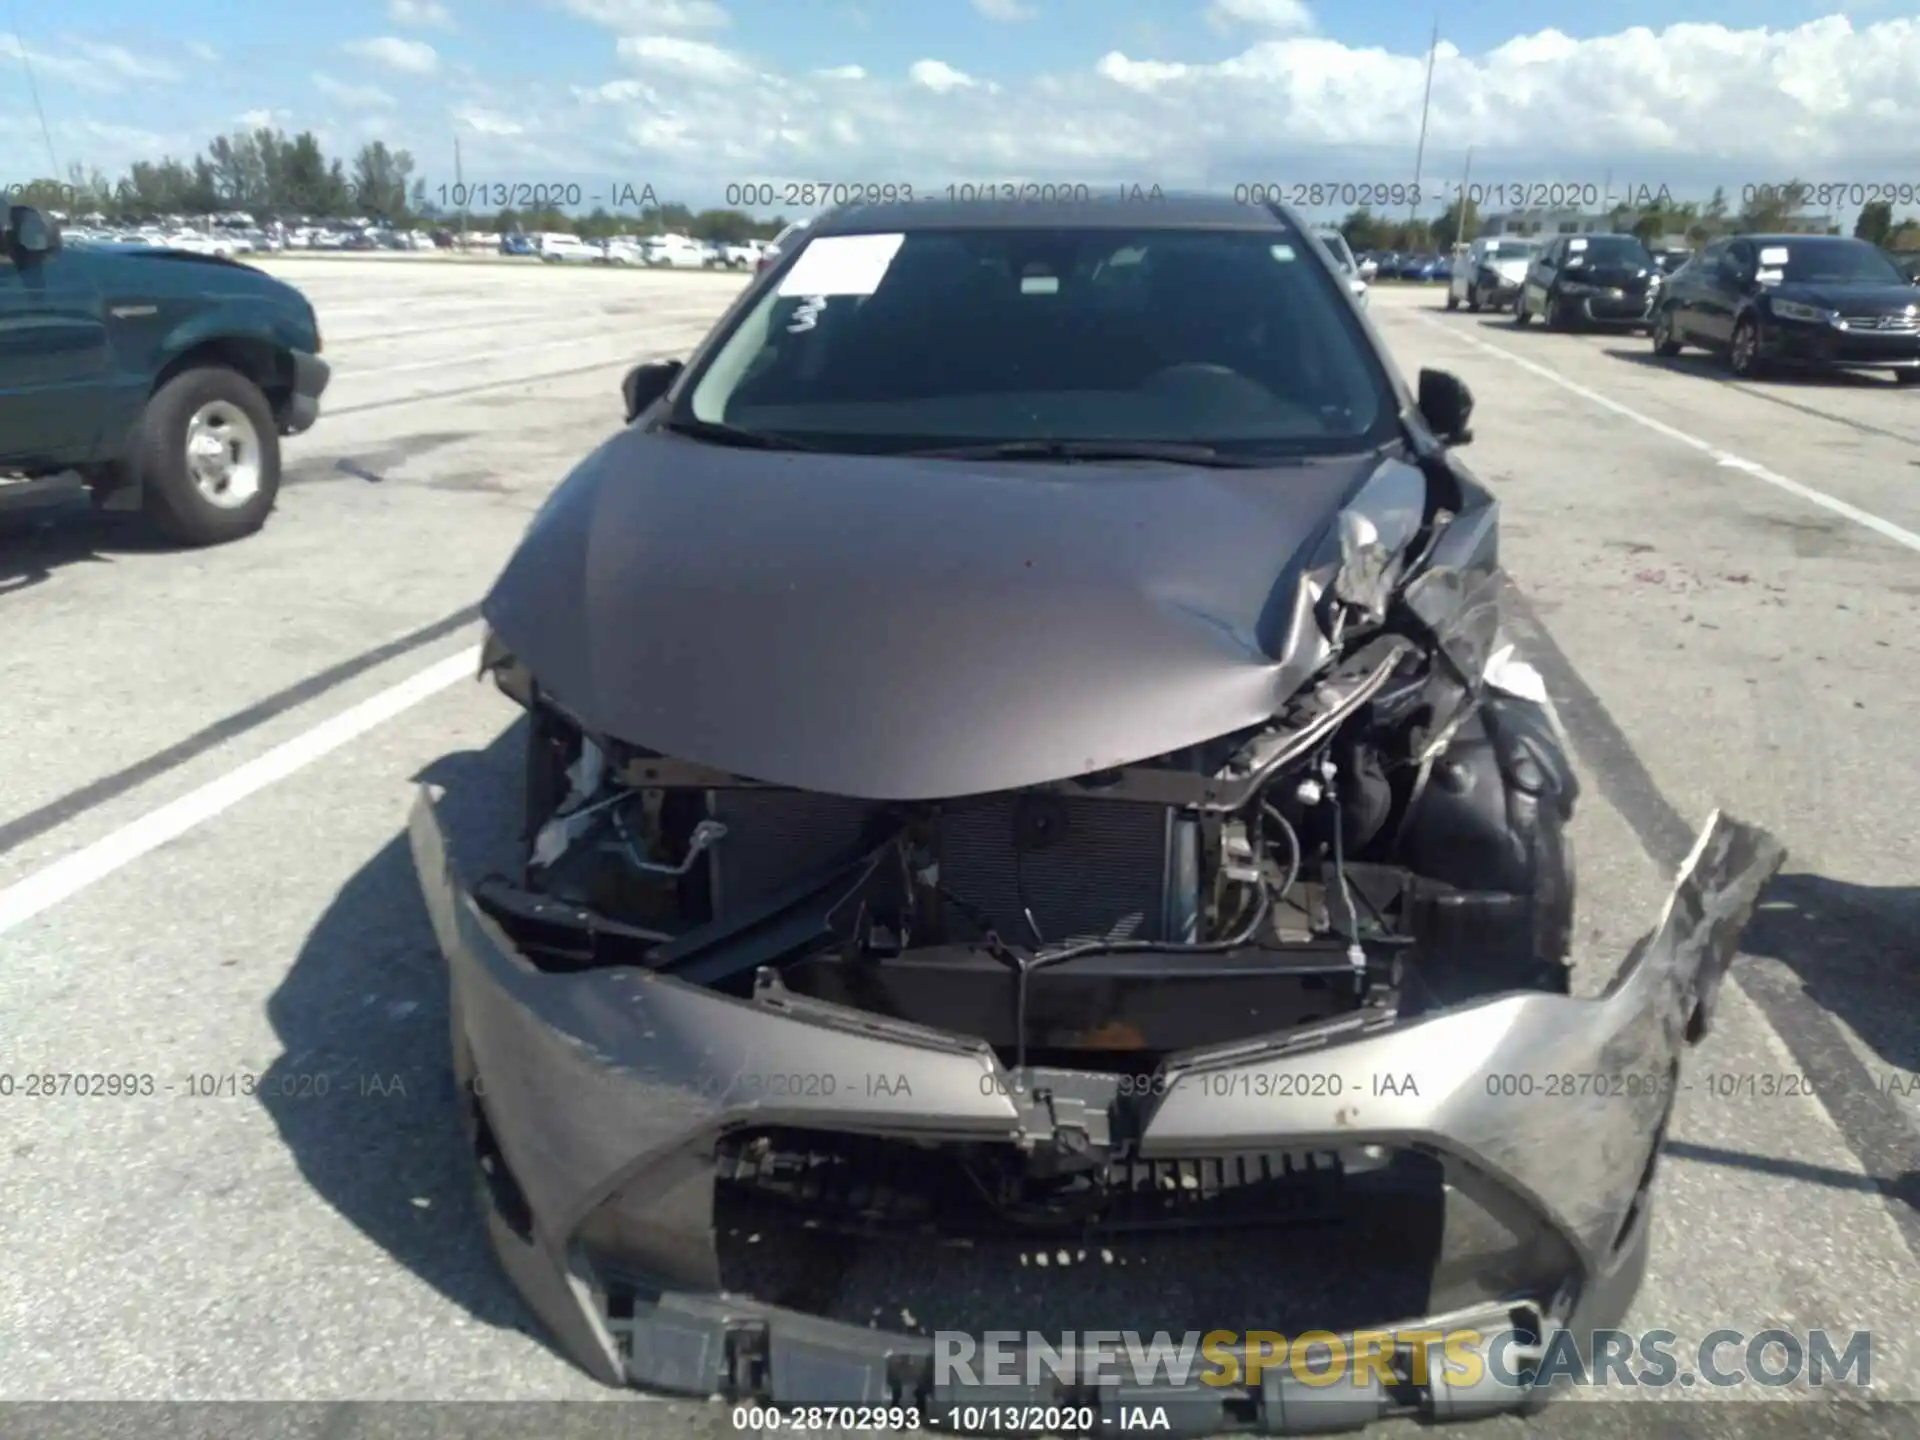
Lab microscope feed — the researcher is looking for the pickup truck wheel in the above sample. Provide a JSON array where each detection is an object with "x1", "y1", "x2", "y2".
[{"x1": 138, "y1": 367, "x2": 280, "y2": 546}]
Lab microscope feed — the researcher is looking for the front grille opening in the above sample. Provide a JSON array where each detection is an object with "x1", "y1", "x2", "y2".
[{"x1": 713, "y1": 1127, "x2": 1445, "y2": 1337}]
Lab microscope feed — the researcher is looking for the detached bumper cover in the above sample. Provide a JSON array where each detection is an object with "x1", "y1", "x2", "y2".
[
  {"x1": 284, "y1": 350, "x2": 330, "y2": 434},
  {"x1": 408, "y1": 789, "x2": 1783, "y2": 1428}
]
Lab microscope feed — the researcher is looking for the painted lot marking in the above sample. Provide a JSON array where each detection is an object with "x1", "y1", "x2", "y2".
[
  {"x1": 1413, "y1": 314, "x2": 1920, "y2": 557},
  {"x1": 0, "y1": 646, "x2": 481, "y2": 939}
]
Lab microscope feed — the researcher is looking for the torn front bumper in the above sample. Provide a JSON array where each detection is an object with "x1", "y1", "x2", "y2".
[{"x1": 408, "y1": 788, "x2": 1783, "y2": 1430}]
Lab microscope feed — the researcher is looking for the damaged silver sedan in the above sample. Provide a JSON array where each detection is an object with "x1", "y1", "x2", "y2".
[{"x1": 410, "y1": 193, "x2": 1785, "y2": 1431}]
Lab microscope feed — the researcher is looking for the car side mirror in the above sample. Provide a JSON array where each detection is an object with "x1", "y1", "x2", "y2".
[
  {"x1": 6, "y1": 204, "x2": 57, "y2": 259},
  {"x1": 1418, "y1": 368, "x2": 1474, "y2": 446},
  {"x1": 622, "y1": 359, "x2": 683, "y2": 422}
]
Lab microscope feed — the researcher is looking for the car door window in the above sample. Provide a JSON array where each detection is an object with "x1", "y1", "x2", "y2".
[{"x1": 1721, "y1": 242, "x2": 1753, "y2": 287}]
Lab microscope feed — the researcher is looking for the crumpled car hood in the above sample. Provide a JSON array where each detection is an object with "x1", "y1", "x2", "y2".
[{"x1": 484, "y1": 428, "x2": 1409, "y2": 799}]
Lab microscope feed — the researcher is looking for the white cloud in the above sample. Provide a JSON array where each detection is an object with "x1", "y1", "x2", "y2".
[
  {"x1": 454, "y1": 105, "x2": 525, "y2": 135},
  {"x1": 236, "y1": 108, "x2": 293, "y2": 126},
  {"x1": 617, "y1": 35, "x2": 748, "y2": 80},
  {"x1": 81, "y1": 42, "x2": 182, "y2": 83},
  {"x1": 563, "y1": 0, "x2": 728, "y2": 27},
  {"x1": 389, "y1": 0, "x2": 456, "y2": 29},
  {"x1": 909, "y1": 59, "x2": 978, "y2": 92},
  {"x1": 344, "y1": 36, "x2": 441, "y2": 73},
  {"x1": 1206, "y1": 0, "x2": 1315, "y2": 33},
  {"x1": 312, "y1": 72, "x2": 398, "y2": 108},
  {"x1": 973, "y1": 0, "x2": 1036, "y2": 20},
  {"x1": 187, "y1": 42, "x2": 220, "y2": 61},
  {"x1": 32, "y1": 13, "x2": 1920, "y2": 226}
]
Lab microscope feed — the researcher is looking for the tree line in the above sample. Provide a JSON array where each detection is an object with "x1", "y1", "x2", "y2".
[
  {"x1": 15, "y1": 135, "x2": 1920, "y2": 253},
  {"x1": 1339, "y1": 182, "x2": 1920, "y2": 253},
  {"x1": 8, "y1": 128, "x2": 786, "y2": 243}
]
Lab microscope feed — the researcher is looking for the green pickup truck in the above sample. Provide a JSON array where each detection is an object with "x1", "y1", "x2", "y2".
[{"x1": 1, "y1": 204, "x2": 330, "y2": 545}]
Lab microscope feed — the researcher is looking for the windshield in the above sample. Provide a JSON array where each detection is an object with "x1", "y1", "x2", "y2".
[
  {"x1": 1482, "y1": 242, "x2": 1539, "y2": 262},
  {"x1": 1566, "y1": 236, "x2": 1652, "y2": 267},
  {"x1": 679, "y1": 225, "x2": 1397, "y2": 457},
  {"x1": 1765, "y1": 240, "x2": 1907, "y2": 285}
]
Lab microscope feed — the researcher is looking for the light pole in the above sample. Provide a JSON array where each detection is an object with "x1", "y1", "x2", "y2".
[{"x1": 1409, "y1": 18, "x2": 1439, "y2": 229}]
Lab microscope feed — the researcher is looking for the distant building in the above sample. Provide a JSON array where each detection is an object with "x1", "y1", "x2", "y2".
[{"x1": 1478, "y1": 208, "x2": 1627, "y2": 236}]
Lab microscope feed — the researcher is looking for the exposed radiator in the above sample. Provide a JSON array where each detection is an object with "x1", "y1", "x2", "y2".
[{"x1": 706, "y1": 790, "x2": 1177, "y2": 945}]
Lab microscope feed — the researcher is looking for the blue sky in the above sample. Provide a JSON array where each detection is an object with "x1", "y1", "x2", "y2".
[{"x1": 6, "y1": 0, "x2": 1919, "y2": 219}]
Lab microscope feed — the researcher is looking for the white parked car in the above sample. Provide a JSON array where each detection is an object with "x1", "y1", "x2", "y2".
[
  {"x1": 714, "y1": 240, "x2": 760, "y2": 269},
  {"x1": 643, "y1": 233, "x2": 709, "y2": 268},
  {"x1": 538, "y1": 233, "x2": 598, "y2": 263},
  {"x1": 600, "y1": 238, "x2": 645, "y2": 265},
  {"x1": 165, "y1": 231, "x2": 238, "y2": 257},
  {"x1": 1449, "y1": 236, "x2": 1542, "y2": 313}
]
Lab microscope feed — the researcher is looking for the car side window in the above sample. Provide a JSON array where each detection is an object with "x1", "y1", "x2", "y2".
[{"x1": 1540, "y1": 240, "x2": 1560, "y2": 269}]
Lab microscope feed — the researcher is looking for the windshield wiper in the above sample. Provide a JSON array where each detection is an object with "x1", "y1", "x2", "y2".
[
  {"x1": 905, "y1": 438, "x2": 1278, "y2": 467},
  {"x1": 657, "y1": 417, "x2": 822, "y2": 451}
]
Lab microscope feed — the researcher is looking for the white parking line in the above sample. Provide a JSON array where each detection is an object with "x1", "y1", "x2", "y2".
[
  {"x1": 0, "y1": 646, "x2": 481, "y2": 939},
  {"x1": 1413, "y1": 314, "x2": 1920, "y2": 557},
  {"x1": 343, "y1": 328, "x2": 635, "y2": 379}
]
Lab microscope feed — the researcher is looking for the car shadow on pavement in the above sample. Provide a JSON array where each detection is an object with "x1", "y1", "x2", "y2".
[
  {"x1": 0, "y1": 500, "x2": 170, "y2": 598},
  {"x1": 1601, "y1": 349, "x2": 1900, "y2": 389},
  {"x1": 260, "y1": 720, "x2": 538, "y2": 1336},
  {"x1": 1738, "y1": 872, "x2": 1920, "y2": 1080}
]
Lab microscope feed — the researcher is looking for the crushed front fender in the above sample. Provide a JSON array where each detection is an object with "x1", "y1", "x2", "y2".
[{"x1": 408, "y1": 786, "x2": 1784, "y2": 1428}]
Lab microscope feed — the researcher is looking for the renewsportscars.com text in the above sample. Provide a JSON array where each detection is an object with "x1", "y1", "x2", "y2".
[{"x1": 933, "y1": 1328, "x2": 1872, "y2": 1391}]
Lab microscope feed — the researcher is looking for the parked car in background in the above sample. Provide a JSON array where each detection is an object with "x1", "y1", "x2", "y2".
[
  {"x1": 538, "y1": 233, "x2": 598, "y2": 264},
  {"x1": 600, "y1": 237, "x2": 644, "y2": 265},
  {"x1": 1648, "y1": 246, "x2": 1693, "y2": 276},
  {"x1": 1448, "y1": 236, "x2": 1541, "y2": 312},
  {"x1": 500, "y1": 233, "x2": 538, "y2": 257},
  {"x1": 713, "y1": 239, "x2": 761, "y2": 269},
  {"x1": 642, "y1": 233, "x2": 708, "y2": 268},
  {"x1": 1514, "y1": 233, "x2": 1659, "y2": 330},
  {"x1": 1651, "y1": 233, "x2": 1920, "y2": 382},
  {"x1": 0, "y1": 204, "x2": 329, "y2": 544}
]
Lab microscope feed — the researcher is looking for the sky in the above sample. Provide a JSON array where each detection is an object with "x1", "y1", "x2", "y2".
[{"x1": 6, "y1": 0, "x2": 1920, "y2": 220}]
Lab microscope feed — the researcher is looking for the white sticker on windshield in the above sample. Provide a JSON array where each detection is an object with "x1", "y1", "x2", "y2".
[
  {"x1": 1270, "y1": 244, "x2": 1296, "y2": 261},
  {"x1": 1758, "y1": 246, "x2": 1790, "y2": 265},
  {"x1": 1568, "y1": 238, "x2": 1589, "y2": 252},
  {"x1": 776, "y1": 233, "x2": 906, "y2": 296},
  {"x1": 1756, "y1": 268, "x2": 1784, "y2": 285},
  {"x1": 1020, "y1": 275, "x2": 1060, "y2": 294}
]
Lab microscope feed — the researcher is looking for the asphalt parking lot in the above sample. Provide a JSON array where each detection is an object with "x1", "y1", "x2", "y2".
[{"x1": 1, "y1": 265, "x2": 1917, "y2": 1438}]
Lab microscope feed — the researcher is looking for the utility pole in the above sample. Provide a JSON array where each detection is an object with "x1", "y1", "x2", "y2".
[
  {"x1": 454, "y1": 136, "x2": 465, "y2": 248},
  {"x1": 1457, "y1": 146, "x2": 1473, "y2": 247},
  {"x1": 1409, "y1": 17, "x2": 1439, "y2": 230}
]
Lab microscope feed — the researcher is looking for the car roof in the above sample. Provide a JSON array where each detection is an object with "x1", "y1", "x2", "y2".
[
  {"x1": 809, "y1": 190, "x2": 1289, "y2": 236},
  {"x1": 1732, "y1": 233, "x2": 1858, "y2": 244}
]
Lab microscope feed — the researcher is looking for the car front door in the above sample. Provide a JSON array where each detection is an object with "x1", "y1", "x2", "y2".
[
  {"x1": 1692, "y1": 241, "x2": 1753, "y2": 349},
  {"x1": 1524, "y1": 240, "x2": 1561, "y2": 315},
  {"x1": 0, "y1": 218, "x2": 111, "y2": 465},
  {"x1": 1666, "y1": 240, "x2": 1722, "y2": 341}
]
